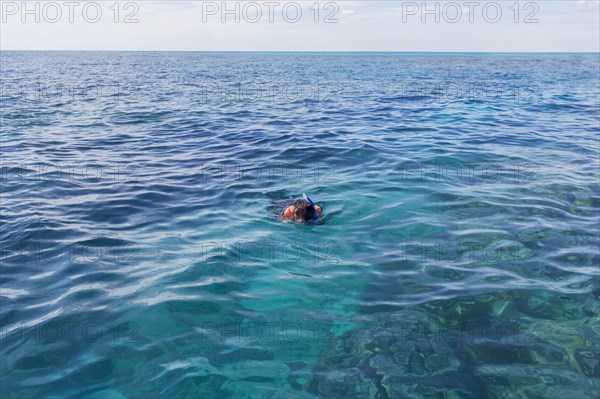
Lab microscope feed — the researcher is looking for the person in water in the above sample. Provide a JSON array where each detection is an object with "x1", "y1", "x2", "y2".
[{"x1": 281, "y1": 193, "x2": 322, "y2": 222}]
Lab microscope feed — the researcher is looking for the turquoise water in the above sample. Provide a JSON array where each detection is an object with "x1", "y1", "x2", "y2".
[{"x1": 1, "y1": 52, "x2": 599, "y2": 398}]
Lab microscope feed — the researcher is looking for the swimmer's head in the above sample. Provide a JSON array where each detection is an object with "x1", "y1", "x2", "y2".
[{"x1": 291, "y1": 199, "x2": 317, "y2": 222}]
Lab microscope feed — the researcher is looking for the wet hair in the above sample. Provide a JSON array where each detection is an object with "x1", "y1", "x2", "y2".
[{"x1": 291, "y1": 199, "x2": 316, "y2": 222}]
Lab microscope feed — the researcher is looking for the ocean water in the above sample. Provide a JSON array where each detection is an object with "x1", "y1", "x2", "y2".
[{"x1": 1, "y1": 52, "x2": 599, "y2": 399}]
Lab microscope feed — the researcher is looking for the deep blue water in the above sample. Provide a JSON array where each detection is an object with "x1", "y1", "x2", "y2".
[{"x1": 1, "y1": 52, "x2": 599, "y2": 398}]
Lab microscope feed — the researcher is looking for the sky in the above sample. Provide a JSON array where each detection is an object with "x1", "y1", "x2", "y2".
[{"x1": 1, "y1": 1, "x2": 599, "y2": 52}]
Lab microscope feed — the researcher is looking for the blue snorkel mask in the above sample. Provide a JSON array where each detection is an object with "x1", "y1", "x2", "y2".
[{"x1": 303, "y1": 193, "x2": 318, "y2": 221}]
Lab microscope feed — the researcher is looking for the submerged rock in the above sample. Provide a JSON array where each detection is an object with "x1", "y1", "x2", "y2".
[{"x1": 309, "y1": 310, "x2": 467, "y2": 398}]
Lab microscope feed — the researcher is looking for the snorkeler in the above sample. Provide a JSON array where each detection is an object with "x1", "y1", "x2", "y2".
[{"x1": 281, "y1": 193, "x2": 322, "y2": 222}]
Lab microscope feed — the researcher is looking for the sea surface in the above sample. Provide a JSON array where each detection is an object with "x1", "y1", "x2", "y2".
[{"x1": 1, "y1": 52, "x2": 599, "y2": 398}]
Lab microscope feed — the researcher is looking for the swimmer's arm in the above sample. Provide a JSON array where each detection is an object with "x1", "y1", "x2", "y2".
[{"x1": 316, "y1": 205, "x2": 322, "y2": 216}]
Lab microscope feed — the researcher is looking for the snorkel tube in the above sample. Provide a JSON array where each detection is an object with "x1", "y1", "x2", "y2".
[{"x1": 303, "y1": 193, "x2": 318, "y2": 221}]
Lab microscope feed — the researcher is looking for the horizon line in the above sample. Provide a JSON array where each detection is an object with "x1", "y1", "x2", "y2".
[{"x1": 1, "y1": 50, "x2": 599, "y2": 54}]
